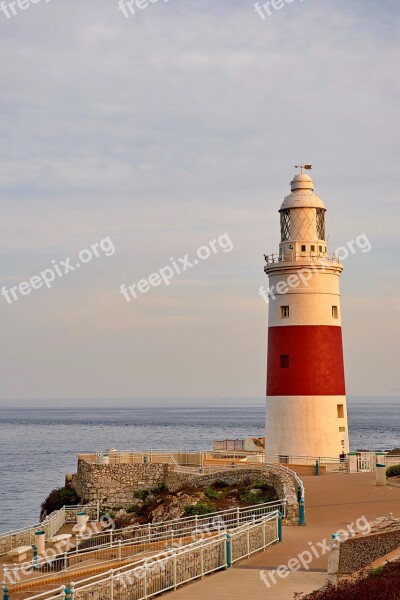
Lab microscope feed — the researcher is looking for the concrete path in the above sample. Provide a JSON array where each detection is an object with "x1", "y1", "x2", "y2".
[
  {"x1": 167, "y1": 569, "x2": 327, "y2": 599},
  {"x1": 167, "y1": 472, "x2": 400, "y2": 599}
]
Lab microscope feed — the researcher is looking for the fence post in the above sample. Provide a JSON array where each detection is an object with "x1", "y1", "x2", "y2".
[
  {"x1": 110, "y1": 529, "x2": 113, "y2": 545},
  {"x1": 173, "y1": 552, "x2": 177, "y2": 589},
  {"x1": 70, "y1": 583, "x2": 75, "y2": 599},
  {"x1": 60, "y1": 584, "x2": 66, "y2": 599},
  {"x1": 225, "y1": 533, "x2": 232, "y2": 568},
  {"x1": 96, "y1": 501, "x2": 100, "y2": 522},
  {"x1": 118, "y1": 540, "x2": 122, "y2": 561},
  {"x1": 247, "y1": 524, "x2": 250, "y2": 557},
  {"x1": 170, "y1": 530, "x2": 174, "y2": 546},
  {"x1": 278, "y1": 512, "x2": 283, "y2": 542},
  {"x1": 299, "y1": 499, "x2": 305, "y2": 526},
  {"x1": 236, "y1": 507, "x2": 240, "y2": 527},
  {"x1": 64, "y1": 552, "x2": 68, "y2": 571},
  {"x1": 110, "y1": 570, "x2": 114, "y2": 600},
  {"x1": 32, "y1": 545, "x2": 38, "y2": 571},
  {"x1": 200, "y1": 541, "x2": 204, "y2": 578},
  {"x1": 315, "y1": 460, "x2": 320, "y2": 476},
  {"x1": 75, "y1": 536, "x2": 80, "y2": 555}
]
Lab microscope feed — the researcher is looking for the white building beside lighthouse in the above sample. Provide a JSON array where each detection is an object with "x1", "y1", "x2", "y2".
[{"x1": 264, "y1": 170, "x2": 350, "y2": 460}]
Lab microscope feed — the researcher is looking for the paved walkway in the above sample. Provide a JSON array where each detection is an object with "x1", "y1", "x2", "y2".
[{"x1": 167, "y1": 472, "x2": 400, "y2": 599}]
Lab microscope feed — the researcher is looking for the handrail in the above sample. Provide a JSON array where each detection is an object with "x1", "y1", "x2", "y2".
[
  {"x1": 0, "y1": 505, "x2": 99, "y2": 556},
  {"x1": 3, "y1": 500, "x2": 286, "y2": 587},
  {"x1": 264, "y1": 252, "x2": 342, "y2": 265},
  {"x1": 22, "y1": 511, "x2": 280, "y2": 600}
]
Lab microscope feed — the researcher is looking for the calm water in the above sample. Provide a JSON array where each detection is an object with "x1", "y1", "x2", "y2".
[{"x1": 0, "y1": 397, "x2": 398, "y2": 533}]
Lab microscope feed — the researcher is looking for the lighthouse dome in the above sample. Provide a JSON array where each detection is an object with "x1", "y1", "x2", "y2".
[
  {"x1": 291, "y1": 173, "x2": 314, "y2": 192},
  {"x1": 280, "y1": 172, "x2": 326, "y2": 211}
]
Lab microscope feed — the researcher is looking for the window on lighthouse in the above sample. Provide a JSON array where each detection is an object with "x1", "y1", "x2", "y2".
[
  {"x1": 332, "y1": 306, "x2": 339, "y2": 319},
  {"x1": 316, "y1": 208, "x2": 326, "y2": 240},
  {"x1": 280, "y1": 209, "x2": 291, "y2": 241},
  {"x1": 280, "y1": 355, "x2": 289, "y2": 368},
  {"x1": 281, "y1": 306, "x2": 290, "y2": 319}
]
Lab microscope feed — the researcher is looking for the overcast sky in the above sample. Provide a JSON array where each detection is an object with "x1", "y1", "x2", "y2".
[{"x1": 0, "y1": 0, "x2": 399, "y2": 401}]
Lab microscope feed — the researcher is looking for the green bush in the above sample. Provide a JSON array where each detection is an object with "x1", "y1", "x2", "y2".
[
  {"x1": 184, "y1": 501, "x2": 216, "y2": 516},
  {"x1": 214, "y1": 480, "x2": 229, "y2": 489},
  {"x1": 204, "y1": 487, "x2": 222, "y2": 500},
  {"x1": 133, "y1": 489, "x2": 150, "y2": 500},
  {"x1": 367, "y1": 566, "x2": 384, "y2": 579},
  {"x1": 386, "y1": 465, "x2": 400, "y2": 478},
  {"x1": 41, "y1": 486, "x2": 81, "y2": 516},
  {"x1": 126, "y1": 504, "x2": 141, "y2": 515},
  {"x1": 240, "y1": 490, "x2": 263, "y2": 504},
  {"x1": 153, "y1": 483, "x2": 169, "y2": 494},
  {"x1": 252, "y1": 482, "x2": 272, "y2": 492}
]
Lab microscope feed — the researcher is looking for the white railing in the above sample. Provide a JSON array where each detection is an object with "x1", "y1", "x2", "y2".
[
  {"x1": 0, "y1": 505, "x2": 99, "y2": 556},
  {"x1": 264, "y1": 252, "x2": 341, "y2": 265},
  {"x1": 79, "y1": 497, "x2": 286, "y2": 548},
  {"x1": 3, "y1": 499, "x2": 286, "y2": 587},
  {"x1": 384, "y1": 455, "x2": 400, "y2": 467},
  {"x1": 21, "y1": 512, "x2": 280, "y2": 600}
]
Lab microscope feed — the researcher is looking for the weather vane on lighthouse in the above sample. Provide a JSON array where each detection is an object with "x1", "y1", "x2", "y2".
[{"x1": 294, "y1": 164, "x2": 313, "y2": 173}]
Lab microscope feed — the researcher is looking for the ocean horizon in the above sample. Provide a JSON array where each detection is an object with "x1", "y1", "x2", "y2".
[{"x1": 0, "y1": 396, "x2": 399, "y2": 533}]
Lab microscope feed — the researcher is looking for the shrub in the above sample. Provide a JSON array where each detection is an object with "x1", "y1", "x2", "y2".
[
  {"x1": 126, "y1": 504, "x2": 142, "y2": 515},
  {"x1": 153, "y1": 483, "x2": 169, "y2": 494},
  {"x1": 386, "y1": 464, "x2": 400, "y2": 478},
  {"x1": 302, "y1": 558, "x2": 400, "y2": 600},
  {"x1": 133, "y1": 489, "x2": 150, "y2": 500},
  {"x1": 184, "y1": 501, "x2": 216, "y2": 516},
  {"x1": 367, "y1": 566, "x2": 384, "y2": 578},
  {"x1": 240, "y1": 490, "x2": 263, "y2": 504},
  {"x1": 251, "y1": 482, "x2": 269, "y2": 491},
  {"x1": 214, "y1": 480, "x2": 229, "y2": 489},
  {"x1": 41, "y1": 486, "x2": 81, "y2": 517},
  {"x1": 204, "y1": 487, "x2": 222, "y2": 500}
]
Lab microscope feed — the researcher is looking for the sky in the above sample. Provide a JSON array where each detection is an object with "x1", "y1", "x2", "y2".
[{"x1": 0, "y1": 0, "x2": 399, "y2": 401}]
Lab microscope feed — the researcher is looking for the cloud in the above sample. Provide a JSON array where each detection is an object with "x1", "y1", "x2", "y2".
[{"x1": 0, "y1": 0, "x2": 399, "y2": 398}]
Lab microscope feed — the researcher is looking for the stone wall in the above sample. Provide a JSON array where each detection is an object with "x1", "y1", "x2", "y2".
[
  {"x1": 71, "y1": 461, "x2": 299, "y2": 524},
  {"x1": 166, "y1": 467, "x2": 299, "y2": 524},
  {"x1": 71, "y1": 459, "x2": 168, "y2": 505}
]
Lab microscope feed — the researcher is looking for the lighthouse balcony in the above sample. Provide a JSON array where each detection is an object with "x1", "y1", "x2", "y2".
[{"x1": 263, "y1": 252, "x2": 342, "y2": 266}]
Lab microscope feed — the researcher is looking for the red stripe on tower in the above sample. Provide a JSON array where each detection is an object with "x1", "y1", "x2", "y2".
[{"x1": 267, "y1": 326, "x2": 346, "y2": 396}]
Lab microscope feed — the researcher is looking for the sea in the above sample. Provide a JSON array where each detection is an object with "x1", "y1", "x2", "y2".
[{"x1": 0, "y1": 397, "x2": 398, "y2": 534}]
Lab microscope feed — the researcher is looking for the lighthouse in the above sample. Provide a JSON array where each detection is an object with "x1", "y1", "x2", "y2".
[{"x1": 264, "y1": 169, "x2": 349, "y2": 460}]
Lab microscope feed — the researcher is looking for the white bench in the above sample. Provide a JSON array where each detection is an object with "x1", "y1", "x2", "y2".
[
  {"x1": 7, "y1": 546, "x2": 32, "y2": 563},
  {"x1": 48, "y1": 533, "x2": 72, "y2": 544},
  {"x1": 48, "y1": 533, "x2": 73, "y2": 551}
]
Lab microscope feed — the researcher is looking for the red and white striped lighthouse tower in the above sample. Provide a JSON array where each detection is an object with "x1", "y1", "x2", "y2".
[{"x1": 264, "y1": 169, "x2": 349, "y2": 460}]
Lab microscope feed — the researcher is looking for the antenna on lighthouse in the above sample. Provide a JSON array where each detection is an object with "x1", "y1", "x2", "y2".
[{"x1": 294, "y1": 164, "x2": 313, "y2": 173}]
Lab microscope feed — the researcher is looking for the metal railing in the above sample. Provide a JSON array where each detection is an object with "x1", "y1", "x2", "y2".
[
  {"x1": 19, "y1": 511, "x2": 280, "y2": 600},
  {"x1": 3, "y1": 499, "x2": 286, "y2": 587},
  {"x1": 264, "y1": 252, "x2": 342, "y2": 265},
  {"x1": 0, "y1": 505, "x2": 99, "y2": 557}
]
